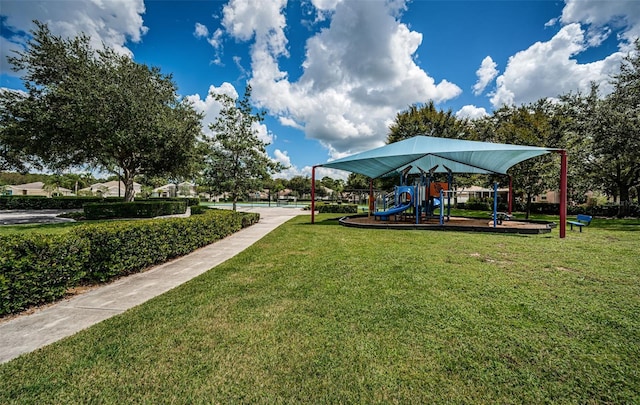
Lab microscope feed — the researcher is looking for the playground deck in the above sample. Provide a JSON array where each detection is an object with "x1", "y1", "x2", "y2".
[{"x1": 339, "y1": 214, "x2": 554, "y2": 234}]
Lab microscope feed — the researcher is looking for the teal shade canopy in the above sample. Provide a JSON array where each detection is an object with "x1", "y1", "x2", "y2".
[{"x1": 318, "y1": 136, "x2": 557, "y2": 178}]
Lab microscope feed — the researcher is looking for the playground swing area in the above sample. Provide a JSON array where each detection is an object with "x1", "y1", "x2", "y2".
[{"x1": 338, "y1": 166, "x2": 555, "y2": 235}]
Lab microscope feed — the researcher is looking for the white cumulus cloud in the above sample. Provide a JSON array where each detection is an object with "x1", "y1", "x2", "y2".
[
  {"x1": 194, "y1": 22, "x2": 209, "y2": 38},
  {"x1": 186, "y1": 82, "x2": 273, "y2": 144},
  {"x1": 0, "y1": 0, "x2": 147, "y2": 74},
  {"x1": 211, "y1": 0, "x2": 461, "y2": 161},
  {"x1": 473, "y1": 56, "x2": 498, "y2": 96},
  {"x1": 489, "y1": 0, "x2": 639, "y2": 108},
  {"x1": 561, "y1": 0, "x2": 640, "y2": 50},
  {"x1": 456, "y1": 105, "x2": 488, "y2": 120},
  {"x1": 490, "y1": 23, "x2": 624, "y2": 108}
]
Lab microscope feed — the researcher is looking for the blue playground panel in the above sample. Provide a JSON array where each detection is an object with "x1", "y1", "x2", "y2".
[{"x1": 373, "y1": 186, "x2": 416, "y2": 221}]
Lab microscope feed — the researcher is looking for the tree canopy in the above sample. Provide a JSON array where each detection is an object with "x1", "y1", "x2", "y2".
[
  {"x1": 387, "y1": 101, "x2": 470, "y2": 143},
  {"x1": 383, "y1": 43, "x2": 640, "y2": 213},
  {"x1": 203, "y1": 85, "x2": 284, "y2": 210},
  {"x1": 0, "y1": 22, "x2": 203, "y2": 201}
]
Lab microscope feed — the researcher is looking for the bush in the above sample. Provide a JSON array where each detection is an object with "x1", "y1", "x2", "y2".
[
  {"x1": 0, "y1": 209, "x2": 260, "y2": 315},
  {"x1": 0, "y1": 196, "x2": 201, "y2": 210},
  {"x1": 464, "y1": 197, "x2": 491, "y2": 211},
  {"x1": 314, "y1": 202, "x2": 358, "y2": 214},
  {"x1": 0, "y1": 196, "x2": 116, "y2": 210},
  {"x1": 189, "y1": 205, "x2": 208, "y2": 215},
  {"x1": 568, "y1": 202, "x2": 640, "y2": 218},
  {"x1": 0, "y1": 234, "x2": 90, "y2": 315},
  {"x1": 83, "y1": 201, "x2": 187, "y2": 220},
  {"x1": 77, "y1": 209, "x2": 258, "y2": 282},
  {"x1": 150, "y1": 197, "x2": 200, "y2": 207}
]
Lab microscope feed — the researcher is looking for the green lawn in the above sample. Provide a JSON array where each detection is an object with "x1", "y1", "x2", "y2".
[
  {"x1": 0, "y1": 221, "x2": 83, "y2": 235},
  {"x1": 1, "y1": 213, "x2": 639, "y2": 403}
]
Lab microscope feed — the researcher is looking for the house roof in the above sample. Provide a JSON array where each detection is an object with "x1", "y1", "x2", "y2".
[
  {"x1": 79, "y1": 181, "x2": 141, "y2": 192},
  {"x1": 318, "y1": 136, "x2": 557, "y2": 178},
  {"x1": 7, "y1": 182, "x2": 46, "y2": 190},
  {"x1": 153, "y1": 182, "x2": 195, "y2": 192},
  {"x1": 7, "y1": 182, "x2": 72, "y2": 192}
]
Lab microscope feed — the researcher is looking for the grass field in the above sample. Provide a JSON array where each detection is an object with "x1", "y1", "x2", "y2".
[{"x1": 1, "y1": 213, "x2": 639, "y2": 403}]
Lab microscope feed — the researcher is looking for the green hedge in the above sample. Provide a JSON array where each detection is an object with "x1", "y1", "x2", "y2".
[
  {"x1": 457, "y1": 199, "x2": 640, "y2": 218},
  {"x1": 189, "y1": 205, "x2": 208, "y2": 215},
  {"x1": 151, "y1": 197, "x2": 200, "y2": 207},
  {"x1": 0, "y1": 209, "x2": 260, "y2": 316},
  {"x1": 0, "y1": 196, "x2": 118, "y2": 210},
  {"x1": 314, "y1": 202, "x2": 358, "y2": 214},
  {"x1": 0, "y1": 196, "x2": 200, "y2": 210},
  {"x1": 0, "y1": 234, "x2": 91, "y2": 315},
  {"x1": 84, "y1": 201, "x2": 187, "y2": 219}
]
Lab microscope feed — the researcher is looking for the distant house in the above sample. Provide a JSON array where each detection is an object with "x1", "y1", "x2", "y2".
[
  {"x1": 79, "y1": 181, "x2": 142, "y2": 197},
  {"x1": 456, "y1": 185, "x2": 509, "y2": 203},
  {"x1": 531, "y1": 190, "x2": 561, "y2": 204},
  {"x1": 458, "y1": 186, "x2": 563, "y2": 205},
  {"x1": 276, "y1": 188, "x2": 294, "y2": 199},
  {"x1": 3, "y1": 181, "x2": 74, "y2": 197},
  {"x1": 152, "y1": 182, "x2": 197, "y2": 198}
]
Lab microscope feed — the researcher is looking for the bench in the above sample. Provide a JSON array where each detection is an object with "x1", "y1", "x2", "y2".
[{"x1": 567, "y1": 214, "x2": 592, "y2": 232}]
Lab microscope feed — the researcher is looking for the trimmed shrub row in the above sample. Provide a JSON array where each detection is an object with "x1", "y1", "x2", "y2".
[
  {"x1": 152, "y1": 197, "x2": 200, "y2": 207},
  {"x1": 457, "y1": 199, "x2": 640, "y2": 217},
  {"x1": 568, "y1": 203, "x2": 640, "y2": 217},
  {"x1": 0, "y1": 196, "x2": 119, "y2": 210},
  {"x1": 0, "y1": 196, "x2": 200, "y2": 210},
  {"x1": 84, "y1": 201, "x2": 187, "y2": 220},
  {"x1": 0, "y1": 234, "x2": 91, "y2": 315},
  {"x1": 0, "y1": 209, "x2": 259, "y2": 316},
  {"x1": 314, "y1": 202, "x2": 358, "y2": 214}
]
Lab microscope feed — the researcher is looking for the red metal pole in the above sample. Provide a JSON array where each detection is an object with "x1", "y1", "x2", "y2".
[
  {"x1": 508, "y1": 175, "x2": 513, "y2": 215},
  {"x1": 559, "y1": 150, "x2": 567, "y2": 238},
  {"x1": 311, "y1": 166, "x2": 316, "y2": 224}
]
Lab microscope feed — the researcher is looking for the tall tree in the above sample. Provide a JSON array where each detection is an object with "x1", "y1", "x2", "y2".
[
  {"x1": 481, "y1": 100, "x2": 564, "y2": 218},
  {"x1": 346, "y1": 173, "x2": 371, "y2": 190},
  {"x1": 0, "y1": 22, "x2": 203, "y2": 201},
  {"x1": 0, "y1": 90, "x2": 35, "y2": 173},
  {"x1": 204, "y1": 85, "x2": 284, "y2": 211},
  {"x1": 286, "y1": 176, "x2": 311, "y2": 199},
  {"x1": 557, "y1": 84, "x2": 601, "y2": 203},
  {"x1": 598, "y1": 41, "x2": 640, "y2": 204},
  {"x1": 558, "y1": 42, "x2": 640, "y2": 209},
  {"x1": 387, "y1": 101, "x2": 469, "y2": 144}
]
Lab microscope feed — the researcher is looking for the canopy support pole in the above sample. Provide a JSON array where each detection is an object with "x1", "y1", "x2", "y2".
[
  {"x1": 369, "y1": 179, "x2": 374, "y2": 217},
  {"x1": 508, "y1": 175, "x2": 513, "y2": 215},
  {"x1": 558, "y1": 150, "x2": 567, "y2": 238},
  {"x1": 311, "y1": 165, "x2": 317, "y2": 224},
  {"x1": 493, "y1": 182, "x2": 499, "y2": 228}
]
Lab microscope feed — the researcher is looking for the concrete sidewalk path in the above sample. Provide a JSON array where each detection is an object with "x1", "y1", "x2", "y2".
[{"x1": 0, "y1": 207, "x2": 307, "y2": 364}]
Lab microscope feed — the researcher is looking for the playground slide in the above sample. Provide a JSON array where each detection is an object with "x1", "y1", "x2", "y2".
[{"x1": 373, "y1": 202, "x2": 412, "y2": 221}]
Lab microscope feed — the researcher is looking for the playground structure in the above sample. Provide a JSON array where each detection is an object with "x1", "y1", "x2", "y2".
[
  {"x1": 312, "y1": 136, "x2": 565, "y2": 237},
  {"x1": 364, "y1": 164, "x2": 554, "y2": 234},
  {"x1": 372, "y1": 164, "x2": 451, "y2": 225}
]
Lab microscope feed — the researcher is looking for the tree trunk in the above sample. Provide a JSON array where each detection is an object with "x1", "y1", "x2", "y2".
[
  {"x1": 232, "y1": 195, "x2": 237, "y2": 211},
  {"x1": 620, "y1": 183, "x2": 630, "y2": 203},
  {"x1": 123, "y1": 169, "x2": 135, "y2": 202},
  {"x1": 525, "y1": 192, "x2": 532, "y2": 220}
]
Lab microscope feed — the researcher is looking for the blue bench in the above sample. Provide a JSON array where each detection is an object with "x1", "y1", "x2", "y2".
[{"x1": 567, "y1": 214, "x2": 592, "y2": 232}]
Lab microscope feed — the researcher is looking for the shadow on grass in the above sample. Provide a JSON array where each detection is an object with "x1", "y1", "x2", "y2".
[
  {"x1": 593, "y1": 223, "x2": 640, "y2": 231},
  {"x1": 297, "y1": 216, "x2": 343, "y2": 226},
  {"x1": 0, "y1": 221, "x2": 82, "y2": 235}
]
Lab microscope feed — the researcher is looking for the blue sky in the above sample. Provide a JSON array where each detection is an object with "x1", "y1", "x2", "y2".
[{"x1": 2, "y1": 0, "x2": 639, "y2": 180}]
